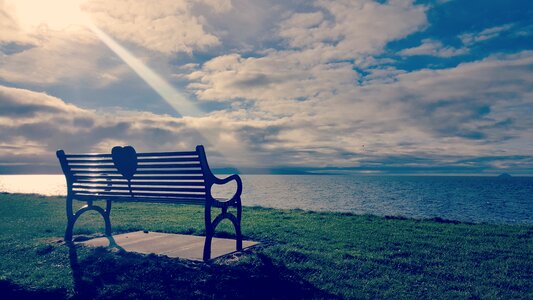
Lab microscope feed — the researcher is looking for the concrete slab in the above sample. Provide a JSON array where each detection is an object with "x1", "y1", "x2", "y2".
[{"x1": 80, "y1": 231, "x2": 259, "y2": 261}]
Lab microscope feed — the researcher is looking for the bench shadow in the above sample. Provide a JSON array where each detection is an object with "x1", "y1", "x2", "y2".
[
  {"x1": 66, "y1": 241, "x2": 339, "y2": 299},
  {"x1": 0, "y1": 279, "x2": 67, "y2": 299}
]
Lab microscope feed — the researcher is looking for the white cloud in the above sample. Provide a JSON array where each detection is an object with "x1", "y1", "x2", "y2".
[
  {"x1": 0, "y1": 1, "x2": 37, "y2": 45},
  {"x1": 187, "y1": 52, "x2": 359, "y2": 104},
  {"x1": 399, "y1": 38, "x2": 468, "y2": 57},
  {"x1": 459, "y1": 24, "x2": 513, "y2": 46},
  {"x1": 84, "y1": 0, "x2": 228, "y2": 54},
  {"x1": 0, "y1": 2, "x2": 132, "y2": 87},
  {"x1": 195, "y1": 0, "x2": 232, "y2": 13},
  {"x1": 279, "y1": 0, "x2": 428, "y2": 60},
  {"x1": 0, "y1": 28, "x2": 128, "y2": 86}
]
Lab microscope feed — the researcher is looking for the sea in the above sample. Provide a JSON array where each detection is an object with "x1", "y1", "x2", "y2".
[{"x1": 0, "y1": 174, "x2": 531, "y2": 224}]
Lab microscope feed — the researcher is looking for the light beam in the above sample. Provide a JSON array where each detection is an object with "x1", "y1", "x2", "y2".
[{"x1": 86, "y1": 22, "x2": 202, "y2": 117}]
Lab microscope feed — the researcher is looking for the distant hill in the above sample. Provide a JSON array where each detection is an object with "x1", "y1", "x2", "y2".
[{"x1": 498, "y1": 173, "x2": 512, "y2": 178}]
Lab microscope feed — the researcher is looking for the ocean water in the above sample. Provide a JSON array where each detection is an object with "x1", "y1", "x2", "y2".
[{"x1": 0, "y1": 174, "x2": 531, "y2": 224}]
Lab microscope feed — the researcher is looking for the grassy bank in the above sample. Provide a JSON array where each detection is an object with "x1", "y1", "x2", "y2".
[{"x1": 0, "y1": 193, "x2": 531, "y2": 299}]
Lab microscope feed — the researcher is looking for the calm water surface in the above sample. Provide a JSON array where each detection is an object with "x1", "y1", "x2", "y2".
[{"x1": 0, "y1": 175, "x2": 531, "y2": 224}]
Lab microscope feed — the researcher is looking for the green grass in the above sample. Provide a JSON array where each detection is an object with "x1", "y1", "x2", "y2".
[{"x1": 0, "y1": 193, "x2": 531, "y2": 299}]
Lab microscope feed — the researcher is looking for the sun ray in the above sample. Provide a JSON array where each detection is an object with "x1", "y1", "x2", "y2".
[{"x1": 85, "y1": 23, "x2": 203, "y2": 117}]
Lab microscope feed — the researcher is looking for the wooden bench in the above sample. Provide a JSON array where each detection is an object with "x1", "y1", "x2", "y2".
[{"x1": 56, "y1": 145, "x2": 243, "y2": 261}]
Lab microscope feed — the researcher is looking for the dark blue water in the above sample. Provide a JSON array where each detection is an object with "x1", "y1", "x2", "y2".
[
  {"x1": 216, "y1": 175, "x2": 533, "y2": 224},
  {"x1": 1, "y1": 175, "x2": 532, "y2": 224}
]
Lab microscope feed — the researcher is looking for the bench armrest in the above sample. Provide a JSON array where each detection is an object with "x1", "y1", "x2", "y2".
[
  {"x1": 196, "y1": 145, "x2": 242, "y2": 205},
  {"x1": 210, "y1": 174, "x2": 243, "y2": 203}
]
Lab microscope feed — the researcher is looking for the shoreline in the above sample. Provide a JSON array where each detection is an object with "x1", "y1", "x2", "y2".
[
  {"x1": 1, "y1": 191, "x2": 532, "y2": 226},
  {"x1": 0, "y1": 191, "x2": 533, "y2": 226}
]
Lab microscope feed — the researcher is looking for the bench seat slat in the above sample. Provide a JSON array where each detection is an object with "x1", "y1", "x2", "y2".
[
  {"x1": 73, "y1": 194, "x2": 205, "y2": 204},
  {"x1": 73, "y1": 175, "x2": 125, "y2": 180},
  {"x1": 72, "y1": 170, "x2": 203, "y2": 175},
  {"x1": 137, "y1": 157, "x2": 199, "y2": 163},
  {"x1": 137, "y1": 151, "x2": 197, "y2": 157},
  {"x1": 72, "y1": 185, "x2": 206, "y2": 193},
  {"x1": 71, "y1": 171, "x2": 121, "y2": 175},
  {"x1": 66, "y1": 153, "x2": 112, "y2": 158},
  {"x1": 73, "y1": 191, "x2": 206, "y2": 198},
  {"x1": 70, "y1": 165, "x2": 115, "y2": 169},
  {"x1": 135, "y1": 170, "x2": 203, "y2": 174},
  {"x1": 73, "y1": 175, "x2": 205, "y2": 180},
  {"x1": 114, "y1": 197, "x2": 204, "y2": 204},
  {"x1": 136, "y1": 163, "x2": 201, "y2": 169},
  {"x1": 69, "y1": 163, "x2": 201, "y2": 169},
  {"x1": 67, "y1": 159, "x2": 114, "y2": 163},
  {"x1": 75, "y1": 180, "x2": 205, "y2": 186},
  {"x1": 72, "y1": 185, "x2": 206, "y2": 192}
]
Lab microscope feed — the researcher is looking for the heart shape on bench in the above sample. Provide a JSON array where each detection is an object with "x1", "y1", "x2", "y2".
[{"x1": 111, "y1": 146, "x2": 137, "y2": 180}]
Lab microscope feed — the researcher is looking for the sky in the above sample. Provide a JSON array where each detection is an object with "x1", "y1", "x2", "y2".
[{"x1": 0, "y1": 0, "x2": 532, "y2": 175}]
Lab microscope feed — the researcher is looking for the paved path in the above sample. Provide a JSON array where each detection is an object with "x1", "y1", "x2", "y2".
[{"x1": 81, "y1": 231, "x2": 258, "y2": 261}]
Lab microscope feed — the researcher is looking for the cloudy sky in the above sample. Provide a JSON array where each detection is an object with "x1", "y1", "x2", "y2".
[{"x1": 1, "y1": 0, "x2": 532, "y2": 174}]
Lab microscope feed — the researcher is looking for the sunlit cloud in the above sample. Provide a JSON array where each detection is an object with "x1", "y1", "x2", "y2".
[{"x1": 5, "y1": 0, "x2": 90, "y2": 31}]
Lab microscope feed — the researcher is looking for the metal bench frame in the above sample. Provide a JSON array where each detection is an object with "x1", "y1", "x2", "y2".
[{"x1": 56, "y1": 145, "x2": 243, "y2": 261}]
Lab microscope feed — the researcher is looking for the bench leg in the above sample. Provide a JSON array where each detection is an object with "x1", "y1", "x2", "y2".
[
  {"x1": 203, "y1": 205, "x2": 213, "y2": 261},
  {"x1": 104, "y1": 200, "x2": 113, "y2": 236},
  {"x1": 65, "y1": 196, "x2": 75, "y2": 242},
  {"x1": 64, "y1": 197, "x2": 113, "y2": 242},
  {"x1": 65, "y1": 220, "x2": 75, "y2": 242},
  {"x1": 203, "y1": 233, "x2": 213, "y2": 262},
  {"x1": 236, "y1": 198, "x2": 243, "y2": 251},
  {"x1": 203, "y1": 200, "x2": 244, "y2": 261}
]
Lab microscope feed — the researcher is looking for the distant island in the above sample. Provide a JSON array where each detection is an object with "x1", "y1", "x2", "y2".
[{"x1": 498, "y1": 173, "x2": 512, "y2": 178}]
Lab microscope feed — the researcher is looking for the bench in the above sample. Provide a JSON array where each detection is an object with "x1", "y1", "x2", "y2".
[{"x1": 56, "y1": 145, "x2": 243, "y2": 261}]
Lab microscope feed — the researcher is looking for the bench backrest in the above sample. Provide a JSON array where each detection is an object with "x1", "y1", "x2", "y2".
[{"x1": 57, "y1": 145, "x2": 216, "y2": 205}]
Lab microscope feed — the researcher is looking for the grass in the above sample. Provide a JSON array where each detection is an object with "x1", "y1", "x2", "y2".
[{"x1": 0, "y1": 193, "x2": 531, "y2": 299}]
